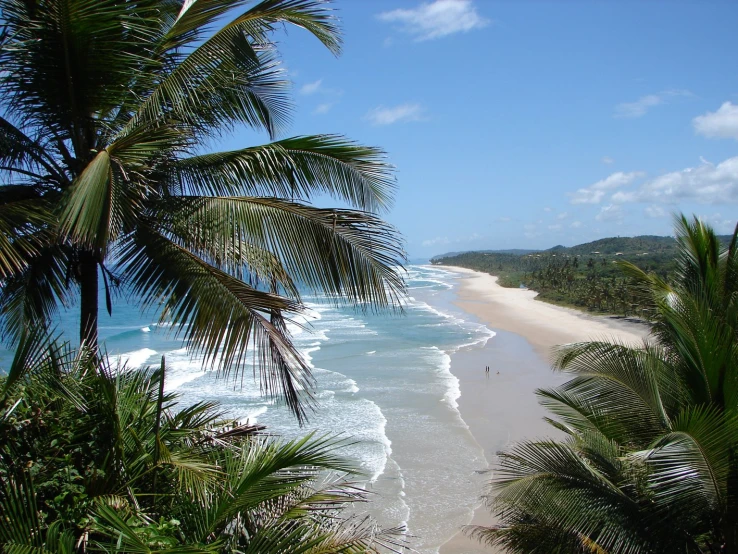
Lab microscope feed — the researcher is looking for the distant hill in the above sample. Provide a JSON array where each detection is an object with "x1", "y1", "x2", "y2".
[
  {"x1": 432, "y1": 235, "x2": 734, "y2": 263},
  {"x1": 544, "y1": 235, "x2": 677, "y2": 257},
  {"x1": 429, "y1": 233, "x2": 735, "y2": 317},
  {"x1": 433, "y1": 248, "x2": 540, "y2": 259}
]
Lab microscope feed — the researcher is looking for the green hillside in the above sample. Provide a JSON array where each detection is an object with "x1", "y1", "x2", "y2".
[{"x1": 431, "y1": 235, "x2": 733, "y2": 316}]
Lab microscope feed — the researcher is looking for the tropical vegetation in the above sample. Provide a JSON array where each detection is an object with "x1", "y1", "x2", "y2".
[
  {"x1": 0, "y1": 0, "x2": 408, "y2": 551},
  {"x1": 470, "y1": 215, "x2": 738, "y2": 553},
  {"x1": 433, "y1": 234, "x2": 732, "y2": 316},
  {"x1": 0, "y1": 0, "x2": 406, "y2": 421},
  {"x1": 0, "y1": 332, "x2": 403, "y2": 553}
]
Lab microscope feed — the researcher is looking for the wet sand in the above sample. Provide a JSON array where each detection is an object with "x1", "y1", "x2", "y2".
[{"x1": 436, "y1": 267, "x2": 651, "y2": 553}]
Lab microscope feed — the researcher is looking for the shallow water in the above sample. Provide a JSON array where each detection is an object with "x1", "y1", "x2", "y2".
[{"x1": 0, "y1": 265, "x2": 497, "y2": 552}]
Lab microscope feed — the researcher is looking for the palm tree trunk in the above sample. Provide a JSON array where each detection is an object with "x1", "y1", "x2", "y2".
[{"x1": 79, "y1": 250, "x2": 98, "y2": 349}]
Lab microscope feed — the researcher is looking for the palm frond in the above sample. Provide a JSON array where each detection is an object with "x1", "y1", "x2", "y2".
[
  {"x1": 548, "y1": 340, "x2": 670, "y2": 444},
  {"x1": 636, "y1": 405, "x2": 737, "y2": 517},
  {"x1": 158, "y1": 195, "x2": 406, "y2": 308},
  {"x1": 1, "y1": 325, "x2": 56, "y2": 398},
  {"x1": 167, "y1": 135, "x2": 395, "y2": 212},
  {"x1": 0, "y1": 185, "x2": 54, "y2": 280},
  {"x1": 116, "y1": 224, "x2": 315, "y2": 422},
  {"x1": 0, "y1": 472, "x2": 43, "y2": 549},
  {"x1": 0, "y1": 242, "x2": 72, "y2": 343}
]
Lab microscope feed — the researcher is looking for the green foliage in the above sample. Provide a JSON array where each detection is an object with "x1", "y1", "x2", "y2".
[
  {"x1": 469, "y1": 215, "x2": 738, "y2": 553},
  {"x1": 0, "y1": 0, "x2": 406, "y2": 421},
  {"x1": 0, "y1": 334, "x2": 404, "y2": 553},
  {"x1": 431, "y1": 235, "x2": 732, "y2": 316}
]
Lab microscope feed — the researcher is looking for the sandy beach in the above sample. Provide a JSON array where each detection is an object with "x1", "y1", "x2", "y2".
[{"x1": 436, "y1": 266, "x2": 651, "y2": 554}]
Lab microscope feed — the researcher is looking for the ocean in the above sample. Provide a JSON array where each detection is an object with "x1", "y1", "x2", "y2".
[{"x1": 1, "y1": 265, "x2": 496, "y2": 552}]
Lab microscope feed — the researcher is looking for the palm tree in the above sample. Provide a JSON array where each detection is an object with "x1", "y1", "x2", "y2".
[
  {"x1": 0, "y1": 0, "x2": 406, "y2": 420},
  {"x1": 0, "y1": 334, "x2": 404, "y2": 553},
  {"x1": 470, "y1": 215, "x2": 738, "y2": 553}
]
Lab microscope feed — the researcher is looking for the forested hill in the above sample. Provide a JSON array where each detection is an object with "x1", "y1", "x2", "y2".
[
  {"x1": 431, "y1": 234, "x2": 732, "y2": 316},
  {"x1": 545, "y1": 235, "x2": 677, "y2": 256}
]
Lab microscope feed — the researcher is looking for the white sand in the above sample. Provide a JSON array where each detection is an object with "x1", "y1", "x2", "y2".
[
  {"x1": 437, "y1": 266, "x2": 651, "y2": 554},
  {"x1": 445, "y1": 266, "x2": 647, "y2": 359}
]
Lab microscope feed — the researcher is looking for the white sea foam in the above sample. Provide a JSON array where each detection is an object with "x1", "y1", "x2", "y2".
[
  {"x1": 285, "y1": 322, "x2": 305, "y2": 336},
  {"x1": 164, "y1": 350, "x2": 208, "y2": 390},
  {"x1": 366, "y1": 350, "x2": 376, "y2": 355},
  {"x1": 343, "y1": 379, "x2": 359, "y2": 393},
  {"x1": 140, "y1": 326, "x2": 151, "y2": 333},
  {"x1": 118, "y1": 348, "x2": 157, "y2": 369},
  {"x1": 407, "y1": 278, "x2": 453, "y2": 291},
  {"x1": 454, "y1": 325, "x2": 497, "y2": 351},
  {"x1": 315, "y1": 389, "x2": 336, "y2": 400},
  {"x1": 409, "y1": 296, "x2": 497, "y2": 352},
  {"x1": 371, "y1": 406, "x2": 392, "y2": 481},
  {"x1": 245, "y1": 405, "x2": 268, "y2": 421},
  {"x1": 421, "y1": 346, "x2": 460, "y2": 410},
  {"x1": 301, "y1": 346, "x2": 321, "y2": 369}
]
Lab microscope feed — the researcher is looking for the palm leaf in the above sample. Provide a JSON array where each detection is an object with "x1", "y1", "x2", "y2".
[
  {"x1": 168, "y1": 135, "x2": 395, "y2": 213},
  {"x1": 0, "y1": 242, "x2": 72, "y2": 343},
  {"x1": 636, "y1": 405, "x2": 737, "y2": 517},
  {"x1": 159, "y1": 195, "x2": 406, "y2": 308},
  {"x1": 116, "y1": 224, "x2": 315, "y2": 421}
]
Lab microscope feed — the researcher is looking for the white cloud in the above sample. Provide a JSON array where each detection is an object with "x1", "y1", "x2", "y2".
[
  {"x1": 377, "y1": 0, "x2": 489, "y2": 41},
  {"x1": 548, "y1": 224, "x2": 562, "y2": 230},
  {"x1": 570, "y1": 221, "x2": 583, "y2": 228},
  {"x1": 422, "y1": 236, "x2": 450, "y2": 247},
  {"x1": 522, "y1": 223, "x2": 542, "y2": 238},
  {"x1": 365, "y1": 103, "x2": 424, "y2": 125},
  {"x1": 614, "y1": 95, "x2": 662, "y2": 118},
  {"x1": 543, "y1": 206, "x2": 552, "y2": 212},
  {"x1": 693, "y1": 102, "x2": 738, "y2": 140},
  {"x1": 610, "y1": 156, "x2": 738, "y2": 205},
  {"x1": 614, "y1": 89, "x2": 692, "y2": 118},
  {"x1": 313, "y1": 103, "x2": 333, "y2": 115},
  {"x1": 422, "y1": 232, "x2": 483, "y2": 247},
  {"x1": 699, "y1": 213, "x2": 737, "y2": 234},
  {"x1": 644, "y1": 205, "x2": 667, "y2": 218},
  {"x1": 495, "y1": 216, "x2": 511, "y2": 222},
  {"x1": 602, "y1": 156, "x2": 615, "y2": 165},
  {"x1": 557, "y1": 212, "x2": 569, "y2": 220},
  {"x1": 569, "y1": 171, "x2": 645, "y2": 204},
  {"x1": 595, "y1": 204, "x2": 623, "y2": 223},
  {"x1": 300, "y1": 79, "x2": 323, "y2": 95}
]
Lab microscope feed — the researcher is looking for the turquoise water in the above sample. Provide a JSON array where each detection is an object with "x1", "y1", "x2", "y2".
[{"x1": 1, "y1": 265, "x2": 494, "y2": 552}]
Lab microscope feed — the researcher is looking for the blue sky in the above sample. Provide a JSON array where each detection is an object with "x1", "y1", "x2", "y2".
[{"x1": 236, "y1": 0, "x2": 738, "y2": 257}]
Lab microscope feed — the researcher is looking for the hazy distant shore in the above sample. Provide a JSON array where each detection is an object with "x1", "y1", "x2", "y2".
[{"x1": 437, "y1": 266, "x2": 651, "y2": 554}]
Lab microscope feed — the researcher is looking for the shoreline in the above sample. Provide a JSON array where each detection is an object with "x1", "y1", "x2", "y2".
[
  {"x1": 434, "y1": 266, "x2": 651, "y2": 554},
  {"x1": 444, "y1": 266, "x2": 647, "y2": 358}
]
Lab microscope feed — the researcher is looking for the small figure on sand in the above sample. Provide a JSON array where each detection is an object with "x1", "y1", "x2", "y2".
[
  {"x1": 485, "y1": 365, "x2": 489, "y2": 375},
  {"x1": 496, "y1": 370, "x2": 500, "y2": 375}
]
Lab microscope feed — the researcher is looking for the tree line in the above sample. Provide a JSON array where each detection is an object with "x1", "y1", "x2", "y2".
[{"x1": 435, "y1": 245, "x2": 676, "y2": 317}]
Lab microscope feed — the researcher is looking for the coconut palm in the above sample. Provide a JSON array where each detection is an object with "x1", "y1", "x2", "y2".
[
  {"x1": 0, "y1": 0, "x2": 406, "y2": 421},
  {"x1": 0, "y1": 334, "x2": 404, "y2": 553},
  {"x1": 471, "y1": 215, "x2": 738, "y2": 553}
]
